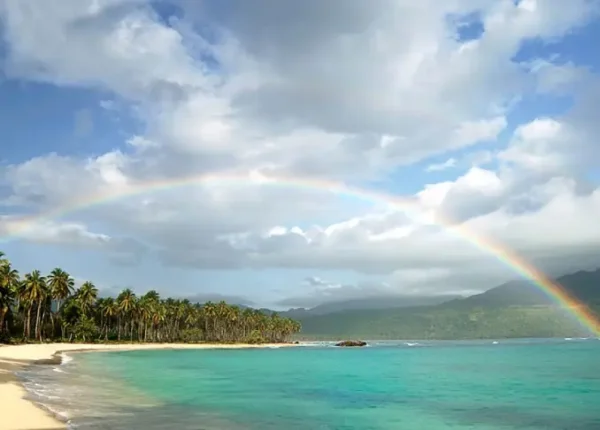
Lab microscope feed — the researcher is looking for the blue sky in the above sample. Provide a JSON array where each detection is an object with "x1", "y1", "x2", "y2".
[{"x1": 1, "y1": 0, "x2": 599, "y2": 309}]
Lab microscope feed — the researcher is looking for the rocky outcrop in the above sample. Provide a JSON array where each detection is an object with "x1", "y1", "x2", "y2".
[{"x1": 335, "y1": 340, "x2": 367, "y2": 347}]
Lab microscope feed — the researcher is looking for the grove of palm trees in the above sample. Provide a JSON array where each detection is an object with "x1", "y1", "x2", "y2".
[{"x1": 0, "y1": 252, "x2": 301, "y2": 344}]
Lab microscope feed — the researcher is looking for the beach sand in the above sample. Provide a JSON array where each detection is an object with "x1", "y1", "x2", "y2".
[{"x1": 0, "y1": 343, "x2": 294, "y2": 430}]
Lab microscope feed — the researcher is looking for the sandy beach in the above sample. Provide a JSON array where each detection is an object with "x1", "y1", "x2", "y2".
[{"x1": 0, "y1": 343, "x2": 295, "y2": 430}]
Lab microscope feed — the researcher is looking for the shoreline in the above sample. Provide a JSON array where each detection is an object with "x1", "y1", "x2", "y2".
[{"x1": 0, "y1": 342, "x2": 297, "y2": 430}]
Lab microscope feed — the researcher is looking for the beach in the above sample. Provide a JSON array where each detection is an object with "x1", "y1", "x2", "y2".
[{"x1": 0, "y1": 343, "x2": 295, "y2": 430}]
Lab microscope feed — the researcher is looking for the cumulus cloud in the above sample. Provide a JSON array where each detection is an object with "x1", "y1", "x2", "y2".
[
  {"x1": 0, "y1": 216, "x2": 147, "y2": 265},
  {"x1": 0, "y1": 0, "x2": 599, "y2": 305}
]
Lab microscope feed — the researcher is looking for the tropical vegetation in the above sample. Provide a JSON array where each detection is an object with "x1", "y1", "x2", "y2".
[
  {"x1": 0, "y1": 251, "x2": 301, "y2": 344},
  {"x1": 295, "y1": 304, "x2": 600, "y2": 340},
  {"x1": 292, "y1": 268, "x2": 600, "y2": 340}
]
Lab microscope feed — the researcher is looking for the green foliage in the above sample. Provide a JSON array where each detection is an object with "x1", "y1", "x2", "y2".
[
  {"x1": 0, "y1": 251, "x2": 301, "y2": 345},
  {"x1": 296, "y1": 269, "x2": 600, "y2": 340},
  {"x1": 179, "y1": 328, "x2": 204, "y2": 343},
  {"x1": 297, "y1": 305, "x2": 599, "y2": 340},
  {"x1": 245, "y1": 329, "x2": 267, "y2": 344},
  {"x1": 72, "y1": 315, "x2": 99, "y2": 342}
]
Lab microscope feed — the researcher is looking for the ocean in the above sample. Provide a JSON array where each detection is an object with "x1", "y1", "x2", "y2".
[{"x1": 18, "y1": 339, "x2": 600, "y2": 430}]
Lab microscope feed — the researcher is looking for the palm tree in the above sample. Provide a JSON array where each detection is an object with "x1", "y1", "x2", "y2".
[
  {"x1": 203, "y1": 301, "x2": 217, "y2": 341},
  {"x1": 0, "y1": 254, "x2": 303, "y2": 344},
  {"x1": 76, "y1": 282, "x2": 98, "y2": 317},
  {"x1": 48, "y1": 268, "x2": 74, "y2": 313},
  {"x1": 151, "y1": 301, "x2": 166, "y2": 342},
  {"x1": 117, "y1": 289, "x2": 136, "y2": 341},
  {"x1": 0, "y1": 263, "x2": 20, "y2": 335},
  {"x1": 0, "y1": 251, "x2": 8, "y2": 267},
  {"x1": 22, "y1": 270, "x2": 48, "y2": 341},
  {"x1": 47, "y1": 268, "x2": 74, "y2": 338},
  {"x1": 98, "y1": 297, "x2": 117, "y2": 340}
]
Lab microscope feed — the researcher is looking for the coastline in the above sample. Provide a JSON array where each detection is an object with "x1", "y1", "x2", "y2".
[{"x1": 0, "y1": 342, "x2": 296, "y2": 430}]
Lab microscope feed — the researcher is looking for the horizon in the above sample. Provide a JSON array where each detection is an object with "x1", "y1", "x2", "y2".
[{"x1": 1, "y1": 1, "x2": 600, "y2": 310}]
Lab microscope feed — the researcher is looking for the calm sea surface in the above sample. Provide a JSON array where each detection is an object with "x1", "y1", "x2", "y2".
[{"x1": 19, "y1": 339, "x2": 600, "y2": 430}]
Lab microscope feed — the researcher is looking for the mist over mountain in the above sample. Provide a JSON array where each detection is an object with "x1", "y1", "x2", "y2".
[
  {"x1": 441, "y1": 268, "x2": 600, "y2": 309},
  {"x1": 289, "y1": 268, "x2": 600, "y2": 340},
  {"x1": 279, "y1": 294, "x2": 462, "y2": 318}
]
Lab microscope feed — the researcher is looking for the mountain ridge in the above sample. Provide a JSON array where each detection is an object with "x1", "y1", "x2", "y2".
[
  {"x1": 290, "y1": 267, "x2": 600, "y2": 339},
  {"x1": 276, "y1": 268, "x2": 600, "y2": 318}
]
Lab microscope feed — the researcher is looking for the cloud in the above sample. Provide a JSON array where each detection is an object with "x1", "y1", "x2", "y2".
[
  {"x1": 276, "y1": 277, "x2": 394, "y2": 309},
  {"x1": 1, "y1": 0, "x2": 575, "y2": 177},
  {"x1": 0, "y1": 216, "x2": 147, "y2": 265},
  {"x1": 0, "y1": 0, "x2": 599, "y2": 306},
  {"x1": 426, "y1": 158, "x2": 458, "y2": 172}
]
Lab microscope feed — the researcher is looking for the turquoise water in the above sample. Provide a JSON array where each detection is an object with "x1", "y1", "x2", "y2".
[{"x1": 21, "y1": 339, "x2": 600, "y2": 429}]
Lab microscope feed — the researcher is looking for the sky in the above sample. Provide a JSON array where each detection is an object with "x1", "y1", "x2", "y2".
[{"x1": 1, "y1": 0, "x2": 600, "y2": 310}]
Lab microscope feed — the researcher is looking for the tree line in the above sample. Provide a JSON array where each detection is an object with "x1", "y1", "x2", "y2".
[
  {"x1": 296, "y1": 303, "x2": 599, "y2": 340},
  {"x1": 0, "y1": 252, "x2": 301, "y2": 344}
]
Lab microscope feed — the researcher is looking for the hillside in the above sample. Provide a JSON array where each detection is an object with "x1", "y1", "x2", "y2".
[
  {"x1": 441, "y1": 268, "x2": 600, "y2": 309},
  {"x1": 279, "y1": 294, "x2": 461, "y2": 318},
  {"x1": 295, "y1": 269, "x2": 600, "y2": 340}
]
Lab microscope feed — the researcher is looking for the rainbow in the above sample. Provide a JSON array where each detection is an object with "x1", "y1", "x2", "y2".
[{"x1": 2, "y1": 171, "x2": 599, "y2": 336}]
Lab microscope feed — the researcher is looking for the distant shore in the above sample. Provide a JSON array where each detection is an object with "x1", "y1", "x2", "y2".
[{"x1": 0, "y1": 342, "x2": 297, "y2": 430}]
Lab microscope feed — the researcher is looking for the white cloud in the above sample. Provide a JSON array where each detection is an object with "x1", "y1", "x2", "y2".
[
  {"x1": 1, "y1": 0, "x2": 599, "y2": 305},
  {"x1": 453, "y1": 116, "x2": 507, "y2": 146},
  {"x1": 426, "y1": 158, "x2": 458, "y2": 172},
  {"x1": 2, "y1": 0, "x2": 577, "y2": 176},
  {"x1": 0, "y1": 217, "x2": 108, "y2": 246},
  {"x1": 0, "y1": 216, "x2": 147, "y2": 265}
]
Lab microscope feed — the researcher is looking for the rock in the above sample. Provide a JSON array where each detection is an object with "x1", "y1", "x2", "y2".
[{"x1": 335, "y1": 340, "x2": 367, "y2": 347}]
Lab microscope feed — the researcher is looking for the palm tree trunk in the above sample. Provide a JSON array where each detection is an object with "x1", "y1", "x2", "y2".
[
  {"x1": 26, "y1": 306, "x2": 32, "y2": 339},
  {"x1": 41, "y1": 308, "x2": 47, "y2": 340},
  {"x1": 0, "y1": 309, "x2": 6, "y2": 336},
  {"x1": 50, "y1": 313, "x2": 55, "y2": 339},
  {"x1": 35, "y1": 300, "x2": 43, "y2": 341},
  {"x1": 23, "y1": 309, "x2": 27, "y2": 338}
]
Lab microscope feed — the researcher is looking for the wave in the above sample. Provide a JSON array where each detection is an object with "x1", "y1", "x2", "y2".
[
  {"x1": 295, "y1": 341, "x2": 337, "y2": 347},
  {"x1": 61, "y1": 353, "x2": 74, "y2": 365},
  {"x1": 16, "y1": 353, "x2": 83, "y2": 428},
  {"x1": 296, "y1": 340, "x2": 435, "y2": 348},
  {"x1": 20, "y1": 379, "x2": 72, "y2": 425}
]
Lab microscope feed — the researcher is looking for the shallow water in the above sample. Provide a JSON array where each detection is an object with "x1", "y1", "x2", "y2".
[{"x1": 19, "y1": 338, "x2": 600, "y2": 429}]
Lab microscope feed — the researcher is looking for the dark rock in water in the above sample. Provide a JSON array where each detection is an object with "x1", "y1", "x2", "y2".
[{"x1": 335, "y1": 340, "x2": 367, "y2": 347}]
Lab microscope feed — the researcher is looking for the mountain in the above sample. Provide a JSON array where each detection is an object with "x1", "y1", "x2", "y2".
[
  {"x1": 275, "y1": 295, "x2": 461, "y2": 318},
  {"x1": 442, "y1": 268, "x2": 600, "y2": 309},
  {"x1": 293, "y1": 268, "x2": 600, "y2": 340},
  {"x1": 300, "y1": 295, "x2": 461, "y2": 315}
]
